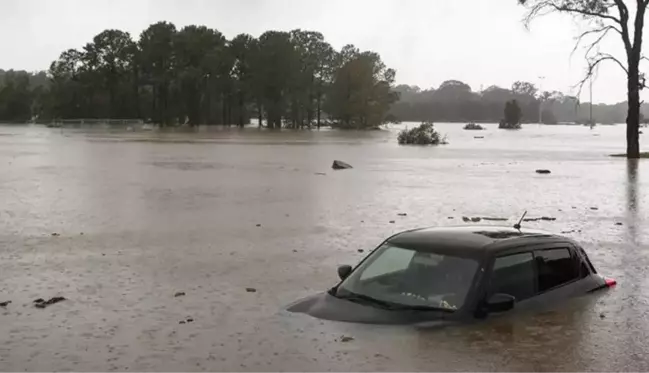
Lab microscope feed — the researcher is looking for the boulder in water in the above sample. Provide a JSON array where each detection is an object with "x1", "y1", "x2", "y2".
[{"x1": 332, "y1": 160, "x2": 353, "y2": 170}]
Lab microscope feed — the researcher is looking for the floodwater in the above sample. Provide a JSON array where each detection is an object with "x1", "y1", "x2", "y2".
[{"x1": 1, "y1": 122, "x2": 648, "y2": 371}]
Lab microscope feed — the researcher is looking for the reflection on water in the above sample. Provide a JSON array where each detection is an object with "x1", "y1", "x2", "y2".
[
  {"x1": 626, "y1": 159, "x2": 639, "y2": 244},
  {"x1": 0, "y1": 123, "x2": 648, "y2": 371}
]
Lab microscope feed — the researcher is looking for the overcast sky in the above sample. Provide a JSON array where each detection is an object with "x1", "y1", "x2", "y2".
[{"x1": 0, "y1": 0, "x2": 638, "y2": 104}]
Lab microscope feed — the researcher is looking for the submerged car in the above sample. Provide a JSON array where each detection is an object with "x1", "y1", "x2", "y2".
[{"x1": 287, "y1": 226, "x2": 615, "y2": 325}]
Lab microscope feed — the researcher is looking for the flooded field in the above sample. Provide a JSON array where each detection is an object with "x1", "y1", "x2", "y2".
[{"x1": 1, "y1": 122, "x2": 648, "y2": 371}]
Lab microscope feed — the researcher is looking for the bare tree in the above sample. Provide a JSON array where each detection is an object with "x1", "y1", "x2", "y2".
[{"x1": 519, "y1": 0, "x2": 648, "y2": 158}]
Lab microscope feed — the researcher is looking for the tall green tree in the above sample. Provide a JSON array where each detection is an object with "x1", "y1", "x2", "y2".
[
  {"x1": 504, "y1": 99, "x2": 523, "y2": 125},
  {"x1": 0, "y1": 70, "x2": 32, "y2": 121},
  {"x1": 326, "y1": 48, "x2": 398, "y2": 128},
  {"x1": 253, "y1": 31, "x2": 298, "y2": 128},
  {"x1": 229, "y1": 33, "x2": 256, "y2": 127},
  {"x1": 139, "y1": 21, "x2": 177, "y2": 125},
  {"x1": 518, "y1": 0, "x2": 649, "y2": 158},
  {"x1": 87, "y1": 29, "x2": 138, "y2": 118},
  {"x1": 173, "y1": 25, "x2": 227, "y2": 125}
]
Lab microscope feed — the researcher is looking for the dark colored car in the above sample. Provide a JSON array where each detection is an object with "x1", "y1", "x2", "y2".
[{"x1": 287, "y1": 226, "x2": 615, "y2": 325}]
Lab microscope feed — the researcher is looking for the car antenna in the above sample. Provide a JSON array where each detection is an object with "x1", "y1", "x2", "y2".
[{"x1": 513, "y1": 210, "x2": 527, "y2": 230}]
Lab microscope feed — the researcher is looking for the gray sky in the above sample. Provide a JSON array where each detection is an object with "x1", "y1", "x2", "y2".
[{"x1": 0, "y1": 0, "x2": 638, "y2": 104}]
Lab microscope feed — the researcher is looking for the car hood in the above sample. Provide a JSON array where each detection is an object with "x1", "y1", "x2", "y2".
[{"x1": 286, "y1": 291, "x2": 459, "y2": 326}]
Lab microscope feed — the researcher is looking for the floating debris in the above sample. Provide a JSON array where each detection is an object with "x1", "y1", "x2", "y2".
[
  {"x1": 245, "y1": 288, "x2": 257, "y2": 293},
  {"x1": 174, "y1": 292, "x2": 186, "y2": 297},
  {"x1": 357, "y1": 249, "x2": 364, "y2": 253},
  {"x1": 481, "y1": 217, "x2": 508, "y2": 221},
  {"x1": 314, "y1": 172, "x2": 326, "y2": 176},
  {"x1": 0, "y1": 301, "x2": 11, "y2": 307},
  {"x1": 389, "y1": 220, "x2": 395, "y2": 224},
  {"x1": 397, "y1": 213, "x2": 407, "y2": 217},
  {"x1": 523, "y1": 217, "x2": 556, "y2": 222},
  {"x1": 51, "y1": 233, "x2": 60, "y2": 237},
  {"x1": 535, "y1": 169, "x2": 551, "y2": 174},
  {"x1": 340, "y1": 336, "x2": 355, "y2": 342},
  {"x1": 34, "y1": 297, "x2": 66, "y2": 309}
]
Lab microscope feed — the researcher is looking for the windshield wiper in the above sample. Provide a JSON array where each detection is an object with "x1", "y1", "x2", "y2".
[
  {"x1": 334, "y1": 291, "x2": 396, "y2": 310},
  {"x1": 335, "y1": 291, "x2": 453, "y2": 312},
  {"x1": 386, "y1": 304, "x2": 454, "y2": 313}
]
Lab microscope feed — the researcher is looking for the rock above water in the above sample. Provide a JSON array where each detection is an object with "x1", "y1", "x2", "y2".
[
  {"x1": 0, "y1": 300, "x2": 11, "y2": 307},
  {"x1": 332, "y1": 160, "x2": 353, "y2": 170},
  {"x1": 535, "y1": 169, "x2": 551, "y2": 174}
]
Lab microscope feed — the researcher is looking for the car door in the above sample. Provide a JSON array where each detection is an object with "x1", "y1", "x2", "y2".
[
  {"x1": 479, "y1": 242, "x2": 593, "y2": 316},
  {"x1": 524, "y1": 244, "x2": 592, "y2": 307},
  {"x1": 482, "y1": 250, "x2": 539, "y2": 314}
]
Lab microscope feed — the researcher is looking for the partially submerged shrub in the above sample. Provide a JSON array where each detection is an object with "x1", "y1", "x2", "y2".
[
  {"x1": 463, "y1": 123, "x2": 484, "y2": 130},
  {"x1": 398, "y1": 122, "x2": 446, "y2": 145}
]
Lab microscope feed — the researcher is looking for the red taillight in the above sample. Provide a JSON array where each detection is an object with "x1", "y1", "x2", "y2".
[{"x1": 604, "y1": 277, "x2": 617, "y2": 287}]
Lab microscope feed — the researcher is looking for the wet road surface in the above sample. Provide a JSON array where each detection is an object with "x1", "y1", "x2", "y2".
[{"x1": 1, "y1": 123, "x2": 648, "y2": 371}]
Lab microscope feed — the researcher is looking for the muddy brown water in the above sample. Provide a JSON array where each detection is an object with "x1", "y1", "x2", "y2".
[{"x1": 1, "y1": 123, "x2": 648, "y2": 371}]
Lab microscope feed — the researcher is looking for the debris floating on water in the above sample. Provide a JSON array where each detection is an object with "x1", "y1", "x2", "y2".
[
  {"x1": 535, "y1": 169, "x2": 551, "y2": 174},
  {"x1": 34, "y1": 297, "x2": 66, "y2": 309},
  {"x1": 51, "y1": 233, "x2": 60, "y2": 237},
  {"x1": 245, "y1": 288, "x2": 257, "y2": 293},
  {"x1": 174, "y1": 292, "x2": 186, "y2": 297},
  {"x1": 523, "y1": 216, "x2": 557, "y2": 222},
  {"x1": 0, "y1": 301, "x2": 11, "y2": 307},
  {"x1": 340, "y1": 336, "x2": 354, "y2": 342},
  {"x1": 397, "y1": 213, "x2": 407, "y2": 217}
]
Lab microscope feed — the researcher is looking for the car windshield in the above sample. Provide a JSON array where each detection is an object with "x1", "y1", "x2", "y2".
[{"x1": 336, "y1": 243, "x2": 479, "y2": 311}]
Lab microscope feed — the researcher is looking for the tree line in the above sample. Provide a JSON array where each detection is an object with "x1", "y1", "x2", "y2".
[
  {"x1": 0, "y1": 22, "x2": 398, "y2": 129},
  {"x1": 390, "y1": 80, "x2": 649, "y2": 125}
]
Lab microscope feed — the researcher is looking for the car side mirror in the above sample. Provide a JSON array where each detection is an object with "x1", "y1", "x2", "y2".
[
  {"x1": 486, "y1": 293, "x2": 515, "y2": 313},
  {"x1": 337, "y1": 265, "x2": 352, "y2": 280}
]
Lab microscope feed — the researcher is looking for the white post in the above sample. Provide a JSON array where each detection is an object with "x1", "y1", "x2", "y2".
[{"x1": 538, "y1": 76, "x2": 545, "y2": 124}]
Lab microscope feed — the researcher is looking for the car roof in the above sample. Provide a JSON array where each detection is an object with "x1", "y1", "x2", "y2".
[{"x1": 386, "y1": 225, "x2": 572, "y2": 257}]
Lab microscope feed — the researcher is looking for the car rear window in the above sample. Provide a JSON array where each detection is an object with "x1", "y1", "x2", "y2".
[{"x1": 535, "y1": 248, "x2": 580, "y2": 292}]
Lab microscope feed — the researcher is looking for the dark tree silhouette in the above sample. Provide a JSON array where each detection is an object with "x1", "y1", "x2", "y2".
[
  {"x1": 504, "y1": 100, "x2": 523, "y2": 127},
  {"x1": 519, "y1": 0, "x2": 649, "y2": 158}
]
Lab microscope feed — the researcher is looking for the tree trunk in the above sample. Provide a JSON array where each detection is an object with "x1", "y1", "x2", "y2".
[
  {"x1": 624, "y1": 2, "x2": 646, "y2": 158},
  {"x1": 317, "y1": 93, "x2": 321, "y2": 129},
  {"x1": 257, "y1": 101, "x2": 263, "y2": 128},
  {"x1": 626, "y1": 67, "x2": 640, "y2": 158},
  {"x1": 222, "y1": 93, "x2": 227, "y2": 126},
  {"x1": 238, "y1": 93, "x2": 244, "y2": 127}
]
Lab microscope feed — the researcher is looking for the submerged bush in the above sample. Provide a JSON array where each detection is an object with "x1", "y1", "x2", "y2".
[
  {"x1": 463, "y1": 122, "x2": 484, "y2": 130},
  {"x1": 397, "y1": 122, "x2": 446, "y2": 145}
]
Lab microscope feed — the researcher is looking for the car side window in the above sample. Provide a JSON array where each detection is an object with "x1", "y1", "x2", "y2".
[
  {"x1": 490, "y1": 252, "x2": 536, "y2": 302},
  {"x1": 534, "y1": 248, "x2": 580, "y2": 292}
]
